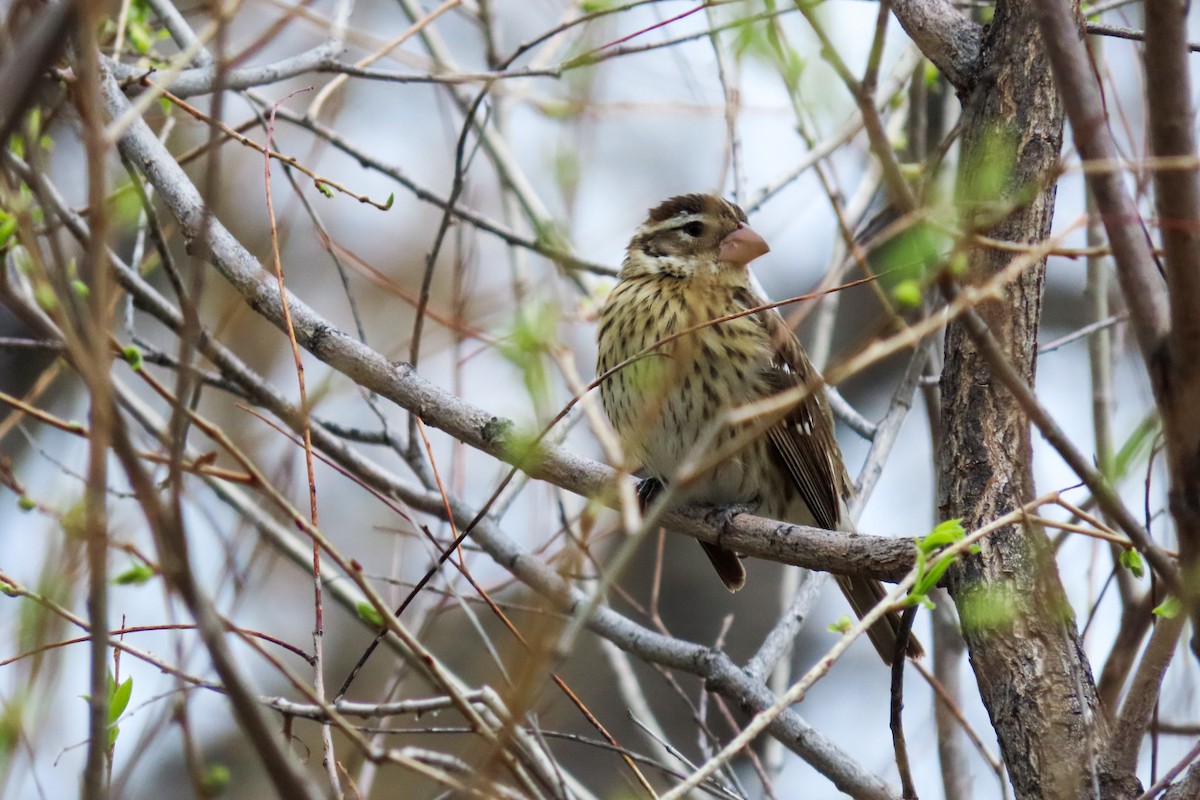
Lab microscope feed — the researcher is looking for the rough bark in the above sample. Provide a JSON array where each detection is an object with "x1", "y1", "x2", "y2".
[
  {"x1": 890, "y1": 0, "x2": 982, "y2": 93},
  {"x1": 937, "y1": 2, "x2": 1113, "y2": 798}
]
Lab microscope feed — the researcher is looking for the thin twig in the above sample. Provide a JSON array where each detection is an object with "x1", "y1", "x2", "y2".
[{"x1": 889, "y1": 606, "x2": 919, "y2": 800}]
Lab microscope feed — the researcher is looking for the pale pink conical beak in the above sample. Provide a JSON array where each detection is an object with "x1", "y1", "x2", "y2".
[{"x1": 717, "y1": 222, "x2": 770, "y2": 267}]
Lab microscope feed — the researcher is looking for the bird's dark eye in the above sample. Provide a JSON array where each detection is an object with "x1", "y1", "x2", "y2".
[{"x1": 681, "y1": 221, "x2": 705, "y2": 238}]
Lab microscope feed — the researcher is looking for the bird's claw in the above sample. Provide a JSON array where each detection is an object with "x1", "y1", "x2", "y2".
[{"x1": 707, "y1": 503, "x2": 753, "y2": 539}]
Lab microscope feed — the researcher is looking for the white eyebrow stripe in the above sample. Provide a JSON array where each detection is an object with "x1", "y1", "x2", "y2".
[{"x1": 636, "y1": 212, "x2": 707, "y2": 236}]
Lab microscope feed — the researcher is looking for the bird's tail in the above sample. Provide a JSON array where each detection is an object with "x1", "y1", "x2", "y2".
[
  {"x1": 835, "y1": 574, "x2": 924, "y2": 665},
  {"x1": 700, "y1": 542, "x2": 747, "y2": 592}
]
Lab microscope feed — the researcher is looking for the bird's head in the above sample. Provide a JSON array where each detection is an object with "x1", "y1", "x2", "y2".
[{"x1": 620, "y1": 193, "x2": 770, "y2": 281}]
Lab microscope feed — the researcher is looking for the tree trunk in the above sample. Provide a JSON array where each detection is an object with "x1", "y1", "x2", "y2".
[{"x1": 938, "y1": 2, "x2": 1116, "y2": 798}]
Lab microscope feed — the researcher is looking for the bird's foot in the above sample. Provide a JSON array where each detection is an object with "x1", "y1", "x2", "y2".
[{"x1": 706, "y1": 503, "x2": 754, "y2": 548}]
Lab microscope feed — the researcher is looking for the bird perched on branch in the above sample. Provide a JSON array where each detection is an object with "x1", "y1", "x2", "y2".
[{"x1": 596, "y1": 193, "x2": 922, "y2": 665}]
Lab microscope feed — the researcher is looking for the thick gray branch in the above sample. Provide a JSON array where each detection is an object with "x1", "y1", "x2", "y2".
[
  {"x1": 889, "y1": 0, "x2": 983, "y2": 92},
  {"x1": 107, "y1": 43, "x2": 343, "y2": 97}
]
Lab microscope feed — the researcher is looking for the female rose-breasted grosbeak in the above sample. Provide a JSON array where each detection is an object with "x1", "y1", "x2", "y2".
[{"x1": 596, "y1": 193, "x2": 921, "y2": 664}]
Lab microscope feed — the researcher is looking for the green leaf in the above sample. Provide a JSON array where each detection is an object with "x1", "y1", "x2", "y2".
[
  {"x1": 70, "y1": 279, "x2": 90, "y2": 298},
  {"x1": 553, "y1": 147, "x2": 580, "y2": 194},
  {"x1": 908, "y1": 519, "x2": 968, "y2": 606},
  {"x1": 912, "y1": 556, "x2": 955, "y2": 600},
  {"x1": 203, "y1": 764, "x2": 231, "y2": 794},
  {"x1": 128, "y1": 22, "x2": 153, "y2": 54},
  {"x1": 499, "y1": 300, "x2": 560, "y2": 406},
  {"x1": 948, "y1": 251, "x2": 969, "y2": 276},
  {"x1": 109, "y1": 675, "x2": 132, "y2": 722},
  {"x1": 356, "y1": 602, "x2": 383, "y2": 627},
  {"x1": 1153, "y1": 596, "x2": 1181, "y2": 619},
  {"x1": 122, "y1": 345, "x2": 143, "y2": 371},
  {"x1": 113, "y1": 561, "x2": 155, "y2": 585},
  {"x1": 1107, "y1": 414, "x2": 1160, "y2": 482},
  {"x1": 1118, "y1": 548, "x2": 1144, "y2": 579},
  {"x1": 892, "y1": 279, "x2": 922, "y2": 309},
  {"x1": 912, "y1": 539, "x2": 927, "y2": 575},
  {"x1": 17, "y1": 496, "x2": 35, "y2": 512},
  {"x1": 923, "y1": 60, "x2": 941, "y2": 87},
  {"x1": 734, "y1": 5, "x2": 804, "y2": 89},
  {"x1": 0, "y1": 215, "x2": 18, "y2": 248},
  {"x1": 33, "y1": 284, "x2": 57, "y2": 312},
  {"x1": 0, "y1": 702, "x2": 24, "y2": 753},
  {"x1": 919, "y1": 518, "x2": 966, "y2": 553},
  {"x1": 85, "y1": 670, "x2": 130, "y2": 748},
  {"x1": 827, "y1": 615, "x2": 853, "y2": 634},
  {"x1": 898, "y1": 160, "x2": 921, "y2": 181},
  {"x1": 539, "y1": 100, "x2": 579, "y2": 120},
  {"x1": 110, "y1": 182, "x2": 145, "y2": 228},
  {"x1": 874, "y1": 219, "x2": 948, "y2": 304}
]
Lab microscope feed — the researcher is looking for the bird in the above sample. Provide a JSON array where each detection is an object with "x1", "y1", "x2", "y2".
[{"x1": 595, "y1": 193, "x2": 922, "y2": 665}]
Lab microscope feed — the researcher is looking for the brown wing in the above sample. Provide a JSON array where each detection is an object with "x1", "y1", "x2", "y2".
[
  {"x1": 746, "y1": 296, "x2": 924, "y2": 664},
  {"x1": 750, "y1": 302, "x2": 851, "y2": 531}
]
